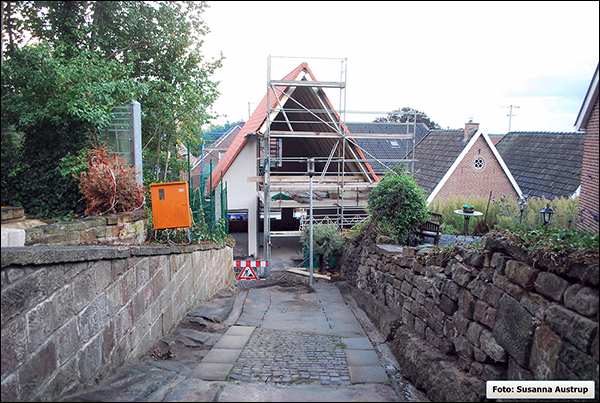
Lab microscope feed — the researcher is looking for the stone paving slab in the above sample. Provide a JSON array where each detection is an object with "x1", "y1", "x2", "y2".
[
  {"x1": 213, "y1": 334, "x2": 253, "y2": 349},
  {"x1": 226, "y1": 325, "x2": 256, "y2": 336},
  {"x1": 342, "y1": 337, "x2": 374, "y2": 350},
  {"x1": 191, "y1": 362, "x2": 234, "y2": 381},
  {"x1": 217, "y1": 382, "x2": 401, "y2": 402},
  {"x1": 190, "y1": 325, "x2": 255, "y2": 381},
  {"x1": 202, "y1": 348, "x2": 244, "y2": 363},
  {"x1": 345, "y1": 349, "x2": 382, "y2": 366},
  {"x1": 160, "y1": 378, "x2": 223, "y2": 402},
  {"x1": 348, "y1": 365, "x2": 390, "y2": 384}
]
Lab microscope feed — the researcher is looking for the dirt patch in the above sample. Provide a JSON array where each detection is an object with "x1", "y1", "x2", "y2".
[{"x1": 142, "y1": 288, "x2": 238, "y2": 370}]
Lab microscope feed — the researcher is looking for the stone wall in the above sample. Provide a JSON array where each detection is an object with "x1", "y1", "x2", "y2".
[
  {"x1": 24, "y1": 210, "x2": 148, "y2": 246},
  {"x1": 1, "y1": 243, "x2": 235, "y2": 402},
  {"x1": 341, "y1": 234, "x2": 599, "y2": 402}
]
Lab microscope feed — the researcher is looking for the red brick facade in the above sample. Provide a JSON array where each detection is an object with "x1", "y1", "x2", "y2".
[
  {"x1": 577, "y1": 98, "x2": 599, "y2": 232},
  {"x1": 434, "y1": 136, "x2": 519, "y2": 202}
]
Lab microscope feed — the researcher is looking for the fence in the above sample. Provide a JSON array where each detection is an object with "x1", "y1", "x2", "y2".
[{"x1": 189, "y1": 159, "x2": 229, "y2": 241}]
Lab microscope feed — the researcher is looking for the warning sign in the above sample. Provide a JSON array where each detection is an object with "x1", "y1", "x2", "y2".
[{"x1": 236, "y1": 266, "x2": 259, "y2": 281}]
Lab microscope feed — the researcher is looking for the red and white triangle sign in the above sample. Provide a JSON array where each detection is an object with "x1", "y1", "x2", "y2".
[{"x1": 237, "y1": 266, "x2": 259, "y2": 281}]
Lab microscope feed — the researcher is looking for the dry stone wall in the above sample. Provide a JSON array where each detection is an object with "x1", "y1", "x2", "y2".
[
  {"x1": 1, "y1": 244, "x2": 235, "y2": 402},
  {"x1": 341, "y1": 234, "x2": 599, "y2": 402},
  {"x1": 24, "y1": 210, "x2": 148, "y2": 246}
]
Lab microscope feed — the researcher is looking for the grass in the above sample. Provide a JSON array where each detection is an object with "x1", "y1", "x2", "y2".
[{"x1": 428, "y1": 194, "x2": 581, "y2": 234}]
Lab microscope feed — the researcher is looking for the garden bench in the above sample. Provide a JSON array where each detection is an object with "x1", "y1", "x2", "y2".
[{"x1": 418, "y1": 211, "x2": 442, "y2": 246}]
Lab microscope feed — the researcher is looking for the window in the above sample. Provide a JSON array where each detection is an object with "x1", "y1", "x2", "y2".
[
  {"x1": 389, "y1": 140, "x2": 400, "y2": 148},
  {"x1": 474, "y1": 158, "x2": 484, "y2": 169}
]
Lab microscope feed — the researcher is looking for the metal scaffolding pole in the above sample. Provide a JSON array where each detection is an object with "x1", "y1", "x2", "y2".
[{"x1": 264, "y1": 56, "x2": 272, "y2": 270}]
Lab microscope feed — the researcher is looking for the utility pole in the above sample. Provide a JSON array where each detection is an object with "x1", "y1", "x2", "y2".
[{"x1": 501, "y1": 105, "x2": 520, "y2": 132}]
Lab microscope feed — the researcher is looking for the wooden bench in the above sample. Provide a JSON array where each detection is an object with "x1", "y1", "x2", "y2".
[{"x1": 418, "y1": 211, "x2": 442, "y2": 246}]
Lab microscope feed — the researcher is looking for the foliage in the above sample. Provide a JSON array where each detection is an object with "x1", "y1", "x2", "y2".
[
  {"x1": 514, "y1": 227, "x2": 599, "y2": 256},
  {"x1": 367, "y1": 168, "x2": 428, "y2": 245},
  {"x1": 1, "y1": 40, "x2": 144, "y2": 218},
  {"x1": 1, "y1": 1, "x2": 222, "y2": 218},
  {"x1": 374, "y1": 106, "x2": 442, "y2": 130},
  {"x1": 76, "y1": 143, "x2": 144, "y2": 215},
  {"x1": 300, "y1": 220, "x2": 344, "y2": 271},
  {"x1": 428, "y1": 194, "x2": 580, "y2": 235}
]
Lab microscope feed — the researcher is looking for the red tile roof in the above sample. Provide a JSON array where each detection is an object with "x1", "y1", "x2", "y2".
[{"x1": 209, "y1": 62, "x2": 376, "y2": 189}]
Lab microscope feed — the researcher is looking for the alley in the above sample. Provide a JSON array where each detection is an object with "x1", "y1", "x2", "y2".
[{"x1": 57, "y1": 277, "x2": 429, "y2": 402}]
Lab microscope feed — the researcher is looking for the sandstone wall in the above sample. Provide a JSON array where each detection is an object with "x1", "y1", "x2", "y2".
[
  {"x1": 341, "y1": 234, "x2": 599, "y2": 401},
  {"x1": 24, "y1": 210, "x2": 148, "y2": 246},
  {"x1": 1, "y1": 244, "x2": 235, "y2": 402}
]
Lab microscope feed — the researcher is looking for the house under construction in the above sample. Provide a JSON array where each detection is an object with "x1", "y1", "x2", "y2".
[{"x1": 208, "y1": 57, "x2": 417, "y2": 270}]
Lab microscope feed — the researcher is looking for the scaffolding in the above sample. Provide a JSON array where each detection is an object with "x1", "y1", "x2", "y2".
[{"x1": 260, "y1": 56, "x2": 418, "y2": 264}]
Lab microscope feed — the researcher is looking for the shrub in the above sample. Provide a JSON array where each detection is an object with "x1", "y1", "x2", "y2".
[
  {"x1": 300, "y1": 220, "x2": 344, "y2": 272},
  {"x1": 76, "y1": 143, "x2": 144, "y2": 215},
  {"x1": 367, "y1": 168, "x2": 428, "y2": 245}
]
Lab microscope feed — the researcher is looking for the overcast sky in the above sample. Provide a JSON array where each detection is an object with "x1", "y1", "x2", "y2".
[{"x1": 200, "y1": 1, "x2": 599, "y2": 134}]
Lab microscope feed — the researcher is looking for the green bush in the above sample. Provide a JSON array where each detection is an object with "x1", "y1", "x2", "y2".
[
  {"x1": 300, "y1": 220, "x2": 344, "y2": 272},
  {"x1": 367, "y1": 168, "x2": 428, "y2": 245}
]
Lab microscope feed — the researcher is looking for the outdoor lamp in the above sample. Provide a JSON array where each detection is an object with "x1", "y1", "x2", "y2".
[
  {"x1": 307, "y1": 157, "x2": 315, "y2": 178},
  {"x1": 539, "y1": 203, "x2": 554, "y2": 226},
  {"x1": 518, "y1": 198, "x2": 528, "y2": 225}
]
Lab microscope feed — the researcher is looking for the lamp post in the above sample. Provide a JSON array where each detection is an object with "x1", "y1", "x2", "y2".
[
  {"x1": 539, "y1": 203, "x2": 554, "y2": 227},
  {"x1": 307, "y1": 158, "x2": 315, "y2": 286},
  {"x1": 518, "y1": 198, "x2": 528, "y2": 225}
]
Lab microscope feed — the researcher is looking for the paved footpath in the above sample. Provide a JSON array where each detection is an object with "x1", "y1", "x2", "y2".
[{"x1": 58, "y1": 280, "x2": 429, "y2": 402}]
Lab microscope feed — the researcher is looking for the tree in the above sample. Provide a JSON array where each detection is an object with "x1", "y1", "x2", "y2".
[
  {"x1": 374, "y1": 107, "x2": 442, "y2": 130},
  {"x1": 1, "y1": 1, "x2": 223, "y2": 217}
]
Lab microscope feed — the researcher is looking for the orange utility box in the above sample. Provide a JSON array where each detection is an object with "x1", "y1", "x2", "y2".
[{"x1": 149, "y1": 181, "x2": 191, "y2": 230}]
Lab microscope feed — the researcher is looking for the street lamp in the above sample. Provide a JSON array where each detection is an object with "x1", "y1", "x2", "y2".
[
  {"x1": 307, "y1": 158, "x2": 315, "y2": 286},
  {"x1": 539, "y1": 203, "x2": 554, "y2": 226},
  {"x1": 518, "y1": 198, "x2": 528, "y2": 225}
]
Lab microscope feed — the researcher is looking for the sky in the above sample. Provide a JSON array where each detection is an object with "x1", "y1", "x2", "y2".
[{"x1": 199, "y1": 1, "x2": 599, "y2": 135}]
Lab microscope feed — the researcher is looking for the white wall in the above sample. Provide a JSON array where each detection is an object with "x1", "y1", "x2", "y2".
[{"x1": 222, "y1": 136, "x2": 259, "y2": 257}]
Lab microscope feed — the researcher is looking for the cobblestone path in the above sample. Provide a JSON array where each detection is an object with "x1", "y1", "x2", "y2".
[{"x1": 229, "y1": 328, "x2": 352, "y2": 386}]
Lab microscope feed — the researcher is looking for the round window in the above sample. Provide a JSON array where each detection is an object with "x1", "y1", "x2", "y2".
[{"x1": 474, "y1": 158, "x2": 484, "y2": 169}]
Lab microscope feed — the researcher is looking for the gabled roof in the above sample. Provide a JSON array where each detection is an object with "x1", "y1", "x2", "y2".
[
  {"x1": 209, "y1": 62, "x2": 375, "y2": 189},
  {"x1": 495, "y1": 131, "x2": 585, "y2": 199},
  {"x1": 575, "y1": 63, "x2": 599, "y2": 131},
  {"x1": 195, "y1": 124, "x2": 244, "y2": 171},
  {"x1": 407, "y1": 128, "x2": 522, "y2": 203},
  {"x1": 347, "y1": 122, "x2": 430, "y2": 174}
]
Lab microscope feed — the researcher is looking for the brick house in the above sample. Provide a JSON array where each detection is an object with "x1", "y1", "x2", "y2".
[
  {"x1": 574, "y1": 63, "x2": 599, "y2": 232},
  {"x1": 407, "y1": 120, "x2": 522, "y2": 205}
]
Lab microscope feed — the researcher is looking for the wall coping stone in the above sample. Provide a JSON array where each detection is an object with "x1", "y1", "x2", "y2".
[{"x1": 1, "y1": 243, "x2": 228, "y2": 268}]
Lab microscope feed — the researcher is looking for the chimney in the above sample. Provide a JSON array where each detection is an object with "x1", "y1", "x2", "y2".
[{"x1": 464, "y1": 117, "x2": 479, "y2": 141}]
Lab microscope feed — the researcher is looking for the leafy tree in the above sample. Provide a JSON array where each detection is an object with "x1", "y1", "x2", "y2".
[
  {"x1": 1, "y1": 1, "x2": 223, "y2": 217},
  {"x1": 1, "y1": 42, "x2": 143, "y2": 217},
  {"x1": 367, "y1": 167, "x2": 428, "y2": 245},
  {"x1": 375, "y1": 107, "x2": 442, "y2": 130}
]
